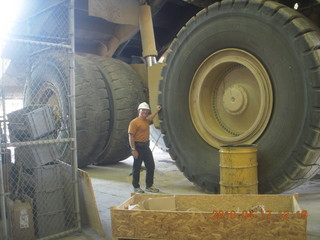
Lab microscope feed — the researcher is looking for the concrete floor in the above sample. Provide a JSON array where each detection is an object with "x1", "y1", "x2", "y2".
[{"x1": 78, "y1": 144, "x2": 320, "y2": 240}]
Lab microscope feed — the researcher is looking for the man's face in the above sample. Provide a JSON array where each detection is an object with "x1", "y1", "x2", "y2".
[{"x1": 139, "y1": 108, "x2": 149, "y2": 119}]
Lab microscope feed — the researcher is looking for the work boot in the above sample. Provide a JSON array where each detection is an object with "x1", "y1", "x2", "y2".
[
  {"x1": 145, "y1": 185, "x2": 159, "y2": 193},
  {"x1": 134, "y1": 187, "x2": 144, "y2": 193}
]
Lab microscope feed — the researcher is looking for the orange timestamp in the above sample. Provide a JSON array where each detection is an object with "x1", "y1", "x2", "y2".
[{"x1": 211, "y1": 210, "x2": 308, "y2": 220}]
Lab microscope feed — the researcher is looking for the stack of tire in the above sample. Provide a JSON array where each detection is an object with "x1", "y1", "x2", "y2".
[{"x1": 24, "y1": 54, "x2": 145, "y2": 167}]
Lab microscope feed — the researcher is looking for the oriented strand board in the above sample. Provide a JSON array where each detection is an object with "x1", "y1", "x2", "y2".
[{"x1": 111, "y1": 194, "x2": 306, "y2": 240}]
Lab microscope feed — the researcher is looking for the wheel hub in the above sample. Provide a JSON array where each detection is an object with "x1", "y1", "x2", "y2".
[
  {"x1": 189, "y1": 48, "x2": 273, "y2": 148},
  {"x1": 222, "y1": 85, "x2": 248, "y2": 115}
]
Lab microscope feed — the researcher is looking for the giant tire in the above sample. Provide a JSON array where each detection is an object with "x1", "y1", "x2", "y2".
[
  {"x1": 24, "y1": 54, "x2": 110, "y2": 167},
  {"x1": 92, "y1": 57, "x2": 146, "y2": 164},
  {"x1": 159, "y1": 0, "x2": 320, "y2": 193}
]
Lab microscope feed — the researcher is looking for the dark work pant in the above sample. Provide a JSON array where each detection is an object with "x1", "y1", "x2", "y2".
[{"x1": 132, "y1": 142, "x2": 155, "y2": 188}]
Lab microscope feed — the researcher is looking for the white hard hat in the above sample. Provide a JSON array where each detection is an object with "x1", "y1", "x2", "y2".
[{"x1": 138, "y1": 102, "x2": 150, "y2": 110}]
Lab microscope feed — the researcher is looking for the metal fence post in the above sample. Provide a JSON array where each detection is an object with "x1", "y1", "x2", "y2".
[{"x1": 69, "y1": 0, "x2": 81, "y2": 232}]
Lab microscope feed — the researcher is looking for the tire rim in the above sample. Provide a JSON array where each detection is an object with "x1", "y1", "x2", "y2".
[
  {"x1": 34, "y1": 82, "x2": 63, "y2": 137},
  {"x1": 36, "y1": 83, "x2": 60, "y2": 106},
  {"x1": 189, "y1": 48, "x2": 273, "y2": 148}
]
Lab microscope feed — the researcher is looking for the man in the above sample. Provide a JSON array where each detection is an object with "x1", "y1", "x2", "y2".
[{"x1": 128, "y1": 102, "x2": 162, "y2": 193}]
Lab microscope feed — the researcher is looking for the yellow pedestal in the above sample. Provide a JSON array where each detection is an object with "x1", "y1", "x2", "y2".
[{"x1": 219, "y1": 144, "x2": 258, "y2": 194}]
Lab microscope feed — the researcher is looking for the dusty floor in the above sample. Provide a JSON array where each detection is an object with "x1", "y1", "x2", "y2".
[{"x1": 80, "y1": 145, "x2": 320, "y2": 240}]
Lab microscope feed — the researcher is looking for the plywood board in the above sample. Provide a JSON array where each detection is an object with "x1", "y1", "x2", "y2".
[{"x1": 111, "y1": 194, "x2": 306, "y2": 240}]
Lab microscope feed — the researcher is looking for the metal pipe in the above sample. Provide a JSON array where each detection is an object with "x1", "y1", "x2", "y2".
[
  {"x1": 0, "y1": 53, "x2": 8, "y2": 240},
  {"x1": 7, "y1": 34, "x2": 69, "y2": 44},
  {"x1": 146, "y1": 56, "x2": 157, "y2": 67},
  {"x1": 0, "y1": 37, "x2": 71, "y2": 49},
  {"x1": 2, "y1": 138, "x2": 74, "y2": 148},
  {"x1": 139, "y1": 4, "x2": 158, "y2": 66},
  {"x1": 69, "y1": 0, "x2": 81, "y2": 231},
  {"x1": 0, "y1": 155, "x2": 8, "y2": 240}
]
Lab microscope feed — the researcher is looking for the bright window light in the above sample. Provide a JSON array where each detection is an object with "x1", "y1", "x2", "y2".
[
  {"x1": 0, "y1": 1, "x2": 23, "y2": 77},
  {"x1": 0, "y1": 0, "x2": 23, "y2": 52}
]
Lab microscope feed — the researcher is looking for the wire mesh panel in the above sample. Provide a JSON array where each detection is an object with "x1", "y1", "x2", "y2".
[{"x1": 0, "y1": 0, "x2": 79, "y2": 239}]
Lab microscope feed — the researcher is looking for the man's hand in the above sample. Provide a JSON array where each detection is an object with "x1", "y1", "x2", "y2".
[
  {"x1": 147, "y1": 105, "x2": 162, "y2": 121},
  {"x1": 156, "y1": 105, "x2": 162, "y2": 112},
  {"x1": 132, "y1": 150, "x2": 139, "y2": 159}
]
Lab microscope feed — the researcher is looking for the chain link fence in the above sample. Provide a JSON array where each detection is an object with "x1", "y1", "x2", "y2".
[{"x1": 0, "y1": 0, "x2": 79, "y2": 239}]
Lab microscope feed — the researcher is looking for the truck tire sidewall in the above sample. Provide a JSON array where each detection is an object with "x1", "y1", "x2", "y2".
[{"x1": 92, "y1": 57, "x2": 146, "y2": 164}]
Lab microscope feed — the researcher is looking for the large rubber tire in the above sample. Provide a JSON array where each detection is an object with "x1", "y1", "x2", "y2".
[
  {"x1": 159, "y1": 0, "x2": 320, "y2": 193},
  {"x1": 24, "y1": 54, "x2": 110, "y2": 167},
  {"x1": 92, "y1": 57, "x2": 146, "y2": 164}
]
